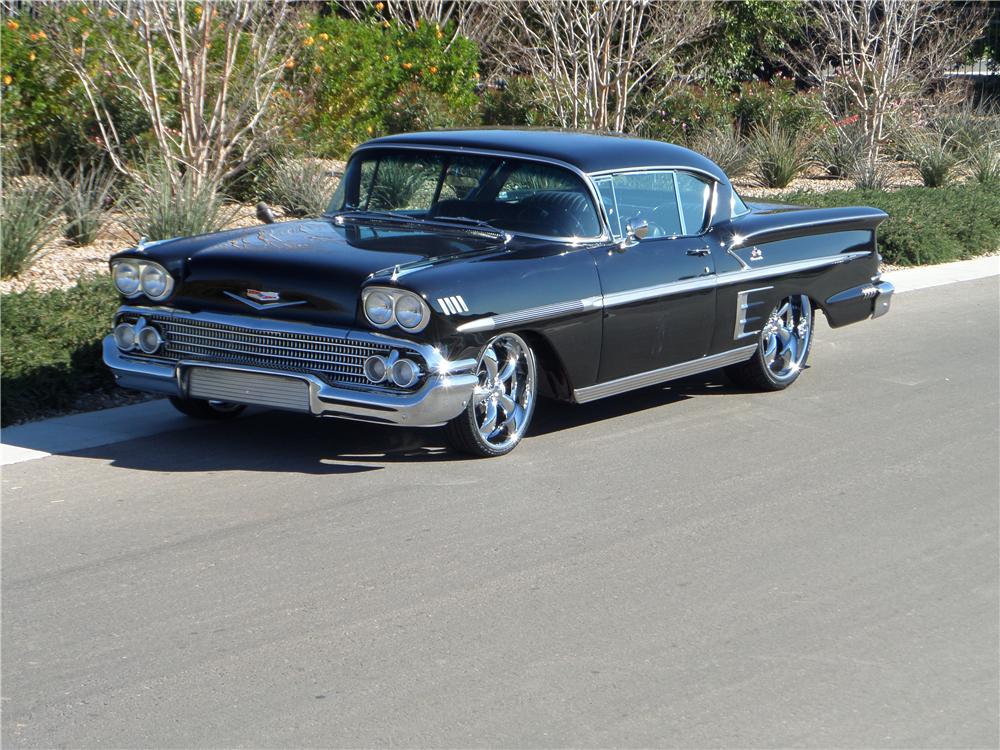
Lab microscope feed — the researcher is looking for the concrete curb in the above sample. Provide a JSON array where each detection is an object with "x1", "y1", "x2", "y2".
[{"x1": 2, "y1": 256, "x2": 997, "y2": 467}]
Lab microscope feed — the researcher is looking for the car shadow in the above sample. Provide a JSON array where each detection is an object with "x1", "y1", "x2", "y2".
[{"x1": 64, "y1": 372, "x2": 744, "y2": 474}]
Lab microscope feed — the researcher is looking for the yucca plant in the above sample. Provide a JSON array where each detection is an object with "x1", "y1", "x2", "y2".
[
  {"x1": 852, "y1": 156, "x2": 893, "y2": 191},
  {"x1": 967, "y1": 140, "x2": 1000, "y2": 185},
  {"x1": 904, "y1": 129, "x2": 961, "y2": 188},
  {"x1": 816, "y1": 121, "x2": 867, "y2": 179},
  {"x1": 262, "y1": 157, "x2": 340, "y2": 217},
  {"x1": 748, "y1": 122, "x2": 813, "y2": 188},
  {"x1": 692, "y1": 123, "x2": 749, "y2": 178},
  {"x1": 0, "y1": 177, "x2": 62, "y2": 279},
  {"x1": 122, "y1": 164, "x2": 233, "y2": 241},
  {"x1": 55, "y1": 161, "x2": 117, "y2": 246}
]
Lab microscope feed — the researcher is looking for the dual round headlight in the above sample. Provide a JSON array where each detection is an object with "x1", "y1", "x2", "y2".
[
  {"x1": 112, "y1": 259, "x2": 174, "y2": 301},
  {"x1": 362, "y1": 287, "x2": 430, "y2": 333}
]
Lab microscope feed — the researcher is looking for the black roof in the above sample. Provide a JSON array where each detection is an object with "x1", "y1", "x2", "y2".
[{"x1": 362, "y1": 129, "x2": 729, "y2": 182}]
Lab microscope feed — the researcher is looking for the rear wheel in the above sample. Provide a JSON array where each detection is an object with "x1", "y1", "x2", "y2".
[
  {"x1": 445, "y1": 333, "x2": 537, "y2": 457},
  {"x1": 727, "y1": 294, "x2": 813, "y2": 391},
  {"x1": 169, "y1": 396, "x2": 246, "y2": 420}
]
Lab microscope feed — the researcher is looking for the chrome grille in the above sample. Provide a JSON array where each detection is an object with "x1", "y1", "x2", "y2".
[
  {"x1": 118, "y1": 312, "x2": 419, "y2": 388},
  {"x1": 188, "y1": 368, "x2": 311, "y2": 412}
]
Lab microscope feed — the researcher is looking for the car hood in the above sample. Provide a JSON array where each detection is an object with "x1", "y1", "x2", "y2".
[{"x1": 116, "y1": 219, "x2": 505, "y2": 326}]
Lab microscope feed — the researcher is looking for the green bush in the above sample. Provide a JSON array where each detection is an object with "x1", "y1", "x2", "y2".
[
  {"x1": 122, "y1": 164, "x2": 231, "y2": 241},
  {"x1": 262, "y1": 157, "x2": 340, "y2": 217},
  {"x1": 55, "y1": 161, "x2": 116, "y2": 246},
  {"x1": 1, "y1": 277, "x2": 119, "y2": 426},
  {"x1": 691, "y1": 123, "x2": 749, "y2": 177},
  {"x1": 1, "y1": 177, "x2": 62, "y2": 279},
  {"x1": 781, "y1": 184, "x2": 1000, "y2": 266},
  {"x1": 289, "y1": 14, "x2": 480, "y2": 157}
]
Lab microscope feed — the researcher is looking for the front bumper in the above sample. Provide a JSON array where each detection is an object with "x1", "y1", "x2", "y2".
[{"x1": 103, "y1": 336, "x2": 479, "y2": 427}]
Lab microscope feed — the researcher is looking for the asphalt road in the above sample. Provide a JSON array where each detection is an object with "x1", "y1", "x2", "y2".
[{"x1": 3, "y1": 277, "x2": 998, "y2": 748}]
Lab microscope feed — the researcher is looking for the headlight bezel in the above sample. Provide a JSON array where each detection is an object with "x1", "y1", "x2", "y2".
[
  {"x1": 361, "y1": 286, "x2": 431, "y2": 333},
  {"x1": 111, "y1": 259, "x2": 175, "y2": 302}
]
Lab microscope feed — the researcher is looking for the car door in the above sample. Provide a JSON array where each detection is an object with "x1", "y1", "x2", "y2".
[{"x1": 589, "y1": 170, "x2": 717, "y2": 383}]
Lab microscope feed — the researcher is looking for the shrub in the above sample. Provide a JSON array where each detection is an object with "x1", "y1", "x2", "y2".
[
  {"x1": 967, "y1": 140, "x2": 1000, "y2": 185},
  {"x1": 691, "y1": 123, "x2": 749, "y2": 177},
  {"x1": 1, "y1": 277, "x2": 119, "y2": 426},
  {"x1": 904, "y1": 129, "x2": 961, "y2": 187},
  {"x1": 479, "y1": 77, "x2": 551, "y2": 127},
  {"x1": 747, "y1": 122, "x2": 813, "y2": 188},
  {"x1": 816, "y1": 119, "x2": 867, "y2": 178},
  {"x1": 262, "y1": 157, "x2": 340, "y2": 217},
  {"x1": 55, "y1": 161, "x2": 116, "y2": 246},
  {"x1": 782, "y1": 184, "x2": 1000, "y2": 266},
  {"x1": 291, "y1": 14, "x2": 480, "y2": 157},
  {"x1": 0, "y1": 177, "x2": 61, "y2": 279},
  {"x1": 122, "y1": 164, "x2": 231, "y2": 241}
]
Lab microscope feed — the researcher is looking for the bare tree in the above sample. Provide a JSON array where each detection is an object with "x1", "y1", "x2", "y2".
[
  {"x1": 55, "y1": 0, "x2": 296, "y2": 191},
  {"x1": 484, "y1": 0, "x2": 715, "y2": 133},
  {"x1": 796, "y1": 0, "x2": 987, "y2": 166}
]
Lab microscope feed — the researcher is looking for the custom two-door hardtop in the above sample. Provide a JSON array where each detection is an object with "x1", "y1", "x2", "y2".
[{"x1": 105, "y1": 129, "x2": 893, "y2": 457}]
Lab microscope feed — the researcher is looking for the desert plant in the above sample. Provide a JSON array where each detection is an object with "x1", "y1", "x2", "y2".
[
  {"x1": 54, "y1": 162, "x2": 117, "y2": 246},
  {"x1": 748, "y1": 122, "x2": 813, "y2": 188},
  {"x1": 966, "y1": 140, "x2": 1000, "y2": 185},
  {"x1": 122, "y1": 164, "x2": 232, "y2": 241},
  {"x1": 816, "y1": 119, "x2": 867, "y2": 178},
  {"x1": 0, "y1": 177, "x2": 61, "y2": 279},
  {"x1": 905, "y1": 129, "x2": 961, "y2": 187},
  {"x1": 262, "y1": 157, "x2": 341, "y2": 217},
  {"x1": 692, "y1": 123, "x2": 749, "y2": 178},
  {"x1": 851, "y1": 157, "x2": 893, "y2": 191}
]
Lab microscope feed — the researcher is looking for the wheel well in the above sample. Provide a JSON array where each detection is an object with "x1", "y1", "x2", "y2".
[{"x1": 518, "y1": 330, "x2": 573, "y2": 401}]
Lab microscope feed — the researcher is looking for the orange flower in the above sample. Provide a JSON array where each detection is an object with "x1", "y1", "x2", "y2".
[
  {"x1": 285, "y1": 57, "x2": 296, "y2": 69},
  {"x1": 367, "y1": 125, "x2": 374, "y2": 134},
  {"x1": 401, "y1": 62, "x2": 412, "y2": 70},
  {"x1": 374, "y1": 2, "x2": 384, "y2": 11},
  {"x1": 3, "y1": 75, "x2": 12, "y2": 85},
  {"x1": 194, "y1": 5, "x2": 203, "y2": 16},
  {"x1": 29, "y1": 32, "x2": 38, "y2": 41},
  {"x1": 303, "y1": 36, "x2": 314, "y2": 46},
  {"x1": 428, "y1": 66, "x2": 437, "y2": 74},
  {"x1": 318, "y1": 32, "x2": 329, "y2": 41},
  {"x1": 313, "y1": 64, "x2": 321, "y2": 73},
  {"x1": 80, "y1": 6, "x2": 88, "y2": 14},
  {"x1": 6, "y1": 20, "x2": 18, "y2": 30},
  {"x1": 436, "y1": 30, "x2": 443, "y2": 39},
  {"x1": 73, "y1": 46, "x2": 82, "y2": 55},
  {"x1": 37, "y1": 30, "x2": 46, "y2": 39},
  {"x1": 382, "y1": 54, "x2": 389, "y2": 62},
  {"x1": 318, "y1": 46, "x2": 325, "y2": 52},
  {"x1": 106, "y1": 9, "x2": 114, "y2": 18},
  {"x1": 382, "y1": 20, "x2": 390, "y2": 28},
  {"x1": 68, "y1": 15, "x2": 78, "y2": 22},
  {"x1": 28, "y1": 52, "x2": 35, "y2": 61}
]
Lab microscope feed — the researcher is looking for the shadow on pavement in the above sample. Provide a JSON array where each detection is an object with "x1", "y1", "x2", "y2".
[{"x1": 62, "y1": 373, "x2": 739, "y2": 474}]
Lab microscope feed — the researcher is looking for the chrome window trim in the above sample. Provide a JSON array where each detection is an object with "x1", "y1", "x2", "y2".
[
  {"x1": 348, "y1": 143, "x2": 612, "y2": 244},
  {"x1": 573, "y1": 345, "x2": 757, "y2": 403}
]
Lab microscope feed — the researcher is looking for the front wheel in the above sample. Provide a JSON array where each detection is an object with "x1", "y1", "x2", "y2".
[
  {"x1": 169, "y1": 396, "x2": 246, "y2": 420},
  {"x1": 445, "y1": 333, "x2": 537, "y2": 457},
  {"x1": 726, "y1": 294, "x2": 813, "y2": 391}
]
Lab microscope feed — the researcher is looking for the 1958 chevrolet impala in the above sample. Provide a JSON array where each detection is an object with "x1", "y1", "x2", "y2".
[{"x1": 104, "y1": 130, "x2": 893, "y2": 457}]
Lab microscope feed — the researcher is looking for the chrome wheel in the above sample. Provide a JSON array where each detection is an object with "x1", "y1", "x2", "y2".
[
  {"x1": 470, "y1": 333, "x2": 537, "y2": 452},
  {"x1": 760, "y1": 295, "x2": 812, "y2": 383}
]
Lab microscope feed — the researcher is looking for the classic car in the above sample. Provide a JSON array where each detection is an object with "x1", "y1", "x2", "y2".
[{"x1": 104, "y1": 129, "x2": 893, "y2": 457}]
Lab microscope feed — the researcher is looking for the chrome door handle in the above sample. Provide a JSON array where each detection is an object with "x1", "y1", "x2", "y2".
[{"x1": 686, "y1": 248, "x2": 710, "y2": 256}]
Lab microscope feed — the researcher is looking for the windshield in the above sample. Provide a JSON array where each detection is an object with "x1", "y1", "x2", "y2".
[{"x1": 327, "y1": 149, "x2": 603, "y2": 240}]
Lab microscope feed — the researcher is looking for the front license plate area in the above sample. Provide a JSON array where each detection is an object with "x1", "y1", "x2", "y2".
[{"x1": 187, "y1": 367, "x2": 311, "y2": 413}]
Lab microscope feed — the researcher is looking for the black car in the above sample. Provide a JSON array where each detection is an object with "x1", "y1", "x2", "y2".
[{"x1": 104, "y1": 129, "x2": 893, "y2": 457}]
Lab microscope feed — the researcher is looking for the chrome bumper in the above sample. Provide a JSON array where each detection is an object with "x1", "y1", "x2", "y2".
[
  {"x1": 871, "y1": 280, "x2": 894, "y2": 319},
  {"x1": 102, "y1": 336, "x2": 479, "y2": 427}
]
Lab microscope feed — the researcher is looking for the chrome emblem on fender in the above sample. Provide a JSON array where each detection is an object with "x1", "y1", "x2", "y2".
[
  {"x1": 437, "y1": 295, "x2": 469, "y2": 315},
  {"x1": 246, "y1": 289, "x2": 281, "y2": 302},
  {"x1": 749, "y1": 247, "x2": 763, "y2": 261}
]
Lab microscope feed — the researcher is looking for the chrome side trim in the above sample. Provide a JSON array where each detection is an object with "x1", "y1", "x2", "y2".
[
  {"x1": 602, "y1": 275, "x2": 716, "y2": 309},
  {"x1": 716, "y1": 251, "x2": 871, "y2": 286},
  {"x1": 457, "y1": 295, "x2": 602, "y2": 333},
  {"x1": 456, "y1": 251, "x2": 870, "y2": 334},
  {"x1": 573, "y1": 345, "x2": 757, "y2": 403}
]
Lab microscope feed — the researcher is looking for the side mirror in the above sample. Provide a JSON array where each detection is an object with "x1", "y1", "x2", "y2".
[
  {"x1": 255, "y1": 201, "x2": 276, "y2": 225},
  {"x1": 618, "y1": 219, "x2": 649, "y2": 251}
]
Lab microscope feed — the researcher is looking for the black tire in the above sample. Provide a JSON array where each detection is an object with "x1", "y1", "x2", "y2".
[
  {"x1": 445, "y1": 333, "x2": 538, "y2": 458},
  {"x1": 726, "y1": 294, "x2": 814, "y2": 391},
  {"x1": 168, "y1": 396, "x2": 246, "y2": 420}
]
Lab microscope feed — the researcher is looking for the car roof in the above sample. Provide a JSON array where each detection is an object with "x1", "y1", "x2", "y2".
[{"x1": 362, "y1": 129, "x2": 729, "y2": 182}]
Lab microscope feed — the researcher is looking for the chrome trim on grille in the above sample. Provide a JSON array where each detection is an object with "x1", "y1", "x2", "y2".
[
  {"x1": 188, "y1": 368, "x2": 311, "y2": 412},
  {"x1": 573, "y1": 345, "x2": 757, "y2": 403}
]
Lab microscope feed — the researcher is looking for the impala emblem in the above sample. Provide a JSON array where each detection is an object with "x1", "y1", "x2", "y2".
[{"x1": 246, "y1": 289, "x2": 280, "y2": 302}]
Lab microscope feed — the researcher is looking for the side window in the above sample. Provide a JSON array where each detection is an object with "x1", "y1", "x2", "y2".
[
  {"x1": 593, "y1": 176, "x2": 621, "y2": 239},
  {"x1": 598, "y1": 170, "x2": 682, "y2": 239},
  {"x1": 675, "y1": 172, "x2": 713, "y2": 234}
]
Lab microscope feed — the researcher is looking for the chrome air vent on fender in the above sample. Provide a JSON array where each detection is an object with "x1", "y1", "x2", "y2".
[{"x1": 114, "y1": 309, "x2": 425, "y2": 390}]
